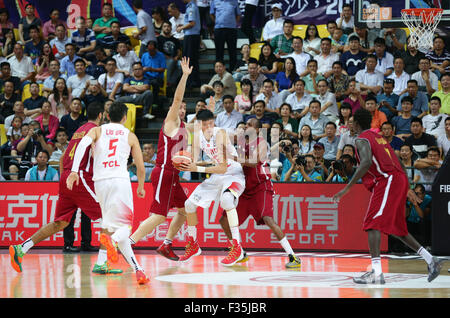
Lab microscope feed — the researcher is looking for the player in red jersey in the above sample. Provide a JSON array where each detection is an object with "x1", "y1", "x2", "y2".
[
  {"x1": 9, "y1": 103, "x2": 122, "y2": 275},
  {"x1": 219, "y1": 118, "x2": 301, "y2": 268},
  {"x1": 333, "y1": 108, "x2": 443, "y2": 284},
  {"x1": 127, "y1": 57, "x2": 192, "y2": 260}
]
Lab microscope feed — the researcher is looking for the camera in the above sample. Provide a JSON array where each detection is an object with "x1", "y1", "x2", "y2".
[
  {"x1": 33, "y1": 128, "x2": 43, "y2": 136},
  {"x1": 295, "y1": 155, "x2": 306, "y2": 167},
  {"x1": 332, "y1": 160, "x2": 344, "y2": 171},
  {"x1": 280, "y1": 140, "x2": 293, "y2": 153}
]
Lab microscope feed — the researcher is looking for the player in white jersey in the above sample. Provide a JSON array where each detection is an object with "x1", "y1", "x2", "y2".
[
  {"x1": 66, "y1": 102, "x2": 149, "y2": 285},
  {"x1": 178, "y1": 109, "x2": 246, "y2": 266}
]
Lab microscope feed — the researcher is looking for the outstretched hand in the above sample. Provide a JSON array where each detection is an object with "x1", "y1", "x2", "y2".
[{"x1": 180, "y1": 57, "x2": 193, "y2": 75}]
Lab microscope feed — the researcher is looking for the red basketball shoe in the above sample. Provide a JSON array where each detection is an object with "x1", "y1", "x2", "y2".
[
  {"x1": 220, "y1": 239, "x2": 244, "y2": 266},
  {"x1": 136, "y1": 269, "x2": 150, "y2": 285},
  {"x1": 178, "y1": 236, "x2": 201, "y2": 262},
  {"x1": 156, "y1": 242, "x2": 179, "y2": 261}
]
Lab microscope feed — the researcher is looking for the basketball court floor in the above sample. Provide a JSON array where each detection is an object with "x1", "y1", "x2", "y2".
[{"x1": 1, "y1": 249, "x2": 449, "y2": 298}]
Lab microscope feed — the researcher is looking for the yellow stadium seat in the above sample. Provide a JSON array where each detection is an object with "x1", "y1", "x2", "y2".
[
  {"x1": 123, "y1": 27, "x2": 140, "y2": 48},
  {"x1": 124, "y1": 103, "x2": 143, "y2": 133},
  {"x1": 317, "y1": 24, "x2": 330, "y2": 38},
  {"x1": 235, "y1": 81, "x2": 241, "y2": 95},
  {"x1": 0, "y1": 124, "x2": 7, "y2": 146},
  {"x1": 159, "y1": 70, "x2": 167, "y2": 96},
  {"x1": 22, "y1": 83, "x2": 44, "y2": 101},
  {"x1": 13, "y1": 28, "x2": 19, "y2": 41},
  {"x1": 292, "y1": 25, "x2": 307, "y2": 38},
  {"x1": 439, "y1": 80, "x2": 442, "y2": 91},
  {"x1": 250, "y1": 42, "x2": 264, "y2": 59}
]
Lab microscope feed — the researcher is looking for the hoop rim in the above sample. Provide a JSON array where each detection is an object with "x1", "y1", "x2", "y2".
[{"x1": 401, "y1": 8, "x2": 444, "y2": 17}]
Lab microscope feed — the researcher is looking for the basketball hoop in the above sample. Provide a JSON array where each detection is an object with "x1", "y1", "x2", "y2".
[{"x1": 401, "y1": 8, "x2": 443, "y2": 50}]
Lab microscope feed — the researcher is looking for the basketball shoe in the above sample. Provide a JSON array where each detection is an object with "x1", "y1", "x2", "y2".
[
  {"x1": 156, "y1": 242, "x2": 179, "y2": 261},
  {"x1": 285, "y1": 254, "x2": 301, "y2": 269},
  {"x1": 99, "y1": 233, "x2": 119, "y2": 264},
  {"x1": 136, "y1": 269, "x2": 150, "y2": 285},
  {"x1": 353, "y1": 270, "x2": 385, "y2": 284},
  {"x1": 220, "y1": 239, "x2": 244, "y2": 266},
  {"x1": 237, "y1": 251, "x2": 249, "y2": 263},
  {"x1": 92, "y1": 261, "x2": 123, "y2": 274},
  {"x1": 427, "y1": 256, "x2": 443, "y2": 282},
  {"x1": 178, "y1": 236, "x2": 201, "y2": 262},
  {"x1": 9, "y1": 245, "x2": 24, "y2": 273}
]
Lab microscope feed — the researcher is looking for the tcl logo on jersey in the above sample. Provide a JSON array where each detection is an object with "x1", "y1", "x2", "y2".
[{"x1": 102, "y1": 160, "x2": 121, "y2": 168}]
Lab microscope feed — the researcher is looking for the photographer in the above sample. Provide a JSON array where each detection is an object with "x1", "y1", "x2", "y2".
[
  {"x1": 284, "y1": 153, "x2": 323, "y2": 182},
  {"x1": 24, "y1": 149, "x2": 59, "y2": 181},
  {"x1": 326, "y1": 154, "x2": 356, "y2": 182}
]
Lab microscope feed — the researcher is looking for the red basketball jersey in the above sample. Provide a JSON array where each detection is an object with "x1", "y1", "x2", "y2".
[
  {"x1": 356, "y1": 129, "x2": 405, "y2": 191},
  {"x1": 243, "y1": 136, "x2": 273, "y2": 194},
  {"x1": 155, "y1": 121, "x2": 188, "y2": 171},
  {"x1": 62, "y1": 122, "x2": 97, "y2": 175}
]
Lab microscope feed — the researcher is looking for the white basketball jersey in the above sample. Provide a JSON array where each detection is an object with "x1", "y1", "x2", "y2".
[
  {"x1": 200, "y1": 127, "x2": 243, "y2": 176},
  {"x1": 92, "y1": 123, "x2": 131, "y2": 182}
]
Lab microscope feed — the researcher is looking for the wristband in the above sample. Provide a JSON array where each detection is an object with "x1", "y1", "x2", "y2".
[{"x1": 196, "y1": 166, "x2": 206, "y2": 173}]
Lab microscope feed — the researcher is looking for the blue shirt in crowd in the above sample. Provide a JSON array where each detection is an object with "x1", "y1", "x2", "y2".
[
  {"x1": 141, "y1": 51, "x2": 167, "y2": 79},
  {"x1": 210, "y1": 0, "x2": 241, "y2": 29},
  {"x1": 184, "y1": 1, "x2": 201, "y2": 36}
]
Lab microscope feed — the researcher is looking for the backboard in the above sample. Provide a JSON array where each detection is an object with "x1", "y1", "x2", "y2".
[{"x1": 354, "y1": 0, "x2": 450, "y2": 28}]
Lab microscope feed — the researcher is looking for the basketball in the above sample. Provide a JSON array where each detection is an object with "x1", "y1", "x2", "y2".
[{"x1": 172, "y1": 150, "x2": 193, "y2": 170}]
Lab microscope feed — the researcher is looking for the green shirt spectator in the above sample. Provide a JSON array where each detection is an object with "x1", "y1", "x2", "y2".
[{"x1": 92, "y1": 3, "x2": 119, "y2": 39}]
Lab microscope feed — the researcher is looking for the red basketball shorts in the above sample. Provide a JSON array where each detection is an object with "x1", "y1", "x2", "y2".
[
  {"x1": 234, "y1": 190, "x2": 274, "y2": 225},
  {"x1": 363, "y1": 172, "x2": 409, "y2": 236}
]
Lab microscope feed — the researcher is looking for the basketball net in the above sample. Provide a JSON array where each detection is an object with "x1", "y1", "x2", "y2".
[{"x1": 401, "y1": 8, "x2": 443, "y2": 50}]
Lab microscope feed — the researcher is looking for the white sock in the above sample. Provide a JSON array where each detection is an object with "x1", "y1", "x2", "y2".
[
  {"x1": 279, "y1": 237, "x2": 294, "y2": 256},
  {"x1": 164, "y1": 238, "x2": 172, "y2": 245},
  {"x1": 371, "y1": 257, "x2": 382, "y2": 276},
  {"x1": 230, "y1": 227, "x2": 240, "y2": 242},
  {"x1": 187, "y1": 226, "x2": 197, "y2": 240},
  {"x1": 117, "y1": 240, "x2": 142, "y2": 272},
  {"x1": 21, "y1": 238, "x2": 34, "y2": 254},
  {"x1": 96, "y1": 249, "x2": 107, "y2": 265},
  {"x1": 111, "y1": 226, "x2": 131, "y2": 244},
  {"x1": 418, "y1": 247, "x2": 433, "y2": 265}
]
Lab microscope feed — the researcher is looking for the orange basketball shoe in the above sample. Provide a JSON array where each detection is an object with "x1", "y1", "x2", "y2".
[
  {"x1": 99, "y1": 233, "x2": 119, "y2": 264},
  {"x1": 178, "y1": 236, "x2": 201, "y2": 262},
  {"x1": 220, "y1": 239, "x2": 244, "y2": 266}
]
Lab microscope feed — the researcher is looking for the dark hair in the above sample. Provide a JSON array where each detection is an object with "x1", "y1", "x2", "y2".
[
  {"x1": 427, "y1": 146, "x2": 440, "y2": 156},
  {"x1": 353, "y1": 108, "x2": 372, "y2": 130},
  {"x1": 326, "y1": 121, "x2": 337, "y2": 129},
  {"x1": 263, "y1": 78, "x2": 274, "y2": 86},
  {"x1": 321, "y1": 37, "x2": 332, "y2": 44},
  {"x1": 196, "y1": 109, "x2": 215, "y2": 121},
  {"x1": 366, "y1": 54, "x2": 377, "y2": 62},
  {"x1": 52, "y1": 77, "x2": 69, "y2": 102},
  {"x1": 411, "y1": 117, "x2": 423, "y2": 126},
  {"x1": 283, "y1": 19, "x2": 294, "y2": 26},
  {"x1": 307, "y1": 59, "x2": 318, "y2": 66},
  {"x1": 338, "y1": 102, "x2": 352, "y2": 125},
  {"x1": 240, "y1": 78, "x2": 254, "y2": 98},
  {"x1": 28, "y1": 25, "x2": 39, "y2": 33},
  {"x1": 440, "y1": 72, "x2": 450, "y2": 81},
  {"x1": 258, "y1": 43, "x2": 276, "y2": 64},
  {"x1": 133, "y1": 0, "x2": 143, "y2": 9},
  {"x1": 381, "y1": 121, "x2": 393, "y2": 129},
  {"x1": 407, "y1": 79, "x2": 418, "y2": 86},
  {"x1": 348, "y1": 35, "x2": 360, "y2": 43},
  {"x1": 284, "y1": 57, "x2": 299, "y2": 82},
  {"x1": 365, "y1": 95, "x2": 377, "y2": 104},
  {"x1": 401, "y1": 96, "x2": 414, "y2": 105},
  {"x1": 309, "y1": 99, "x2": 321, "y2": 108},
  {"x1": 222, "y1": 95, "x2": 234, "y2": 103},
  {"x1": 332, "y1": 61, "x2": 343, "y2": 68},
  {"x1": 305, "y1": 24, "x2": 319, "y2": 40},
  {"x1": 374, "y1": 37, "x2": 386, "y2": 46},
  {"x1": 248, "y1": 57, "x2": 258, "y2": 65},
  {"x1": 108, "y1": 102, "x2": 128, "y2": 123},
  {"x1": 279, "y1": 103, "x2": 292, "y2": 113},
  {"x1": 74, "y1": 58, "x2": 86, "y2": 66},
  {"x1": 254, "y1": 99, "x2": 266, "y2": 108},
  {"x1": 37, "y1": 149, "x2": 50, "y2": 160},
  {"x1": 87, "y1": 102, "x2": 104, "y2": 120},
  {"x1": 299, "y1": 124, "x2": 313, "y2": 143},
  {"x1": 292, "y1": 36, "x2": 303, "y2": 43},
  {"x1": 212, "y1": 80, "x2": 224, "y2": 88}
]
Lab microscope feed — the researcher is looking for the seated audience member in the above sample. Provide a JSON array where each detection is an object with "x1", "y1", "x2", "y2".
[
  {"x1": 330, "y1": 27, "x2": 347, "y2": 54},
  {"x1": 399, "y1": 144, "x2": 416, "y2": 182},
  {"x1": 327, "y1": 61, "x2": 350, "y2": 102},
  {"x1": 425, "y1": 36, "x2": 450, "y2": 79},
  {"x1": 244, "y1": 100, "x2": 274, "y2": 129},
  {"x1": 92, "y1": 3, "x2": 119, "y2": 39},
  {"x1": 48, "y1": 77, "x2": 73, "y2": 119},
  {"x1": 0, "y1": 62, "x2": 21, "y2": 95},
  {"x1": 373, "y1": 37, "x2": 394, "y2": 77},
  {"x1": 285, "y1": 154, "x2": 323, "y2": 182},
  {"x1": 431, "y1": 72, "x2": 450, "y2": 115},
  {"x1": 255, "y1": 79, "x2": 280, "y2": 114},
  {"x1": 336, "y1": 117, "x2": 357, "y2": 159},
  {"x1": 206, "y1": 80, "x2": 225, "y2": 115},
  {"x1": 262, "y1": 3, "x2": 284, "y2": 42},
  {"x1": 142, "y1": 142, "x2": 156, "y2": 180},
  {"x1": 8, "y1": 43, "x2": 36, "y2": 87},
  {"x1": 275, "y1": 57, "x2": 299, "y2": 95},
  {"x1": 141, "y1": 40, "x2": 167, "y2": 105},
  {"x1": 404, "y1": 117, "x2": 437, "y2": 159},
  {"x1": 299, "y1": 100, "x2": 329, "y2": 140},
  {"x1": 342, "y1": 79, "x2": 366, "y2": 114},
  {"x1": 303, "y1": 24, "x2": 321, "y2": 58},
  {"x1": 201, "y1": 60, "x2": 236, "y2": 98},
  {"x1": 0, "y1": 80, "x2": 20, "y2": 121},
  {"x1": 413, "y1": 146, "x2": 442, "y2": 192},
  {"x1": 59, "y1": 98, "x2": 87, "y2": 140},
  {"x1": 215, "y1": 95, "x2": 244, "y2": 135},
  {"x1": 98, "y1": 57, "x2": 124, "y2": 100},
  {"x1": 257, "y1": 43, "x2": 278, "y2": 80},
  {"x1": 318, "y1": 121, "x2": 340, "y2": 167},
  {"x1": 376, "y1": 78, "x2": 399, "y2": 121},
  {"x1": 387, "y1": 57, "x2": 410, "y2": 96},
  {"x1": 325, "y1": 158, "x2": 349, "y2": 183},
  {"x1": 392, "y1": 96, "x2": 414, "y2": 141},
  {"x1": 168, "y1": 2, "x2": 184, "y2": 41},
  {"x1": 232, "y1": 44, "x2": 251, "y2": 82},
  {"x1": 24, "y1": 25, "x2": 45, "y2": 64},
  {"x1": 4, "y1": 101, "x2": 32, "y2": 132},
  {"x1": 355, "y1": 54, "x2": 384, "y2": 95},
  {"x1": 67, "y1": 59, "x2": 94, "y2": 99},
  {"x1": 364, "y1": 95, "x2": 387, "y2": 132},
  {"x1": 275, "y1": 103, "x2": 299, "y2": 139},
  {"x1": 156, "y1": 21, "x2": 182, "y2": 87},
  {"x1": 187, "y1": 99, "x2": 207, "y2": 123},
  {"x1": 340, "y1": 35, "x2": 367, "y2": 77},
  {"x1": 85, "y1": 47, "x2": 108, "y2": 79},
  {"x1": 316, "y1": 79, "x2": 339, "y2": 123},
  {"x1": 35, "y1": 100, "x2": 60, "y2": 142},
  {"x1": 81, "y1": 79, "x2": 108, "y2": 111},
  {"x1": 345, "y1": 26, "x2": 377, "y2": 54},
  {"x1": 406, "y1": 183, "x2": 432, "y2": 247},
  {"x1": 285, "y1": 79, "x2": 313, "y2": 119},
  {"x1": 241, "y1": 58, "x2": 267, "y2": 98},
  {"x1": 23, "y1": 82, "x2": 46, "y2": 116},
  {"x1": 5, "y1": 115, "x2": 23, "y2": 150},
  {"x1": 8, "y1": 123, "x2": 28, "y2": 180},
  {"x1": 48, "y1": 128, "x2": 69, "y2": 165},
  {"x1": 336, "y1": 102, "x2": 352, "y2": 136},
  {"x1": 234, "y1": 78, "x2": 254, "y2": 115},
  {"x1": 42, "y1": 60, "x2": 67, "y2": 97},
  {"x1": 301, "y1": 59, "x2": 325, "y2": 96},
  {"x1": 113, "y1": 41, "x2": 140, "y2": 78},
  {"x1": 336, "y1": 4, "x2": 354, "y2": 34},
  {"x1": 315, "y1": 38, "x2": 339, "y2": 79},
  {"x1": 412, "y1": 57, "x2": 439, "y2": 96},
  {"x1": 381, "y1": 121, "x2": 404, "y2": 156},
  {"x1": 24, "y1": 149, "x2": 59, "y2": 181},
  {"x1": 312, "y1": 141, "x2": 328, "y2": 179},
  {"x1": 42, "y1": 9, "x2": 67, "y2": 42},
  {"x1": 379, "y1": 28, "x2": 407, "y2": 54},
  {"x1": 422, "y1": 96, "x2": 447, "y2": 139},
  {"x1": 297, "y1": 124, "x2": 316, "y2": 155},
  {"x1": 287, "y1": 36, "x2": 312, "y2": 77},
  {"x1": 394, "y1": 36, "x2": 425, "y2": 75},
  {"x1": 270, "y1": 19, "x2": 294, "y2": 58},
  {"x1": 18, "y1": 3, "x2": 42, "y2": 43},
  {"x1": 48, "y1": 24, "x2": 70, "y2": 57},
  {"x1": 60, "y1": 43, "x2": 81, "y2": 78},
  {"x1": 397, "y1": 79, "x2": 429, "y2": 119},
  {"x1": 71, "y1": 17, "x2": 97, "y2": 60},
  {"x1": 99, "y1": 21, "x2": 131, "y2": 57},
  {"x1": 438, "y1": 117, "x2": 450, "y2": 158}
]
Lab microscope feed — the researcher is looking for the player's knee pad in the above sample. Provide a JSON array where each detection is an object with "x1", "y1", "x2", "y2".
[
  {"x1": 220, "y1": 191, "x2": 236, "y2": 211},
  {"x1": 185, "y1": 199, "x2": 197, "y2": 214}
]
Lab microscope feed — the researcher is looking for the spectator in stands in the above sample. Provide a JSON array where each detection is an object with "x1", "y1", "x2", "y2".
[
  {"x1": 345, "y1": 26, "x2": 376, "y2": 54},
  {"x1": 35, "y1": 100, "x2": 60, "y2": 142},
  {"x1": 271, "y1": 19, "x2": 294, "y2": 58},
  {"x1": 297, "y1": 124, "x2": 315, "y2": 155},
  {"x1": 8, "y1": 43, "x2": 36, "y2": 88},
  {"x1": 275, "y1": 103, "x2": 298, "y2": 139},
  {"x1": 399, "y1": 144, "x2": 415, "y2": 182},
  {"x1": 381, "y1": 121, "x2": 403, "y2": 156},
  {"x1": 336, "y1": 4, "x2": 354, "y2": 34},
  {"x1": 392, "y1": 96, "x2": 414, "y2": 140},
  {"x1": 60, "y1": 43, "x2": 81, "y2": 78},
  {"x1": 98, "y1": 21, "x2": 131, "y2": 57},
  {"x1": 431, "y1": 72, "x2": 450, "y2": 115},
  {"x1": 142, "y1": 142, "x2": 156, "y2": 180},
  {"x1": 286, "y1": 37, "x2": 312, "y2": 77},
  {"x1": 81, "y1": 80, "x2": 108, "y2": 113},
  {"x1": 42, "y1": 9, "x2": 67, "y2": 42},
  {"x1": 157, "y1": 21, "x2": 181, "y2": 88},
  {"x1": 423, "y1": 96, "x2": 447, "y2": 139},
  {"x1": 151, "y1": 7, "x2": 167, "y2": 37},
  {"x1": 71, "y1": 17, "x2": 97, "y2": 61},
  {"x1": 207, "y1": 80, "x2": 225, "y2": 115},
  {"x1": 7, "y1": 123, "x2": 27, "y2": 179},
  {"x1": 1, "y1": 28, "x2": 15, "y2": 59},
  {"x1": 318, "y1": 121, "x2": 340, "y2": 168},
  {"x1": 330, "y1": 27, "x2": 347, "y2": 54},
  {"x1": 187, "y1": 99, "x2": 207, "y2": 123},
  {"x1": 48, "y1": 127, "x2": 69, "y2": 166},
  {"x1": 355, "y1": 54, "x2": 383, "y2": 95},
  {"x1": 59, "y1": 98, "x2": 87, "y2": 140},
  {"x1": 23, "y1": 82, "x2": 46, "y2": 116},
  {"x1": 98, "y1": 57, "x2": 124, "y2": 100},
  {"x1": 49, "y1": 24, "x2": 71, "y2": 62},
  {"x1": 67, "y1": 58, "x2": 94, "y2": 99},
  {"x1": 438, "y1": 117, "x2": 450, "y2": 158},
  {"x1": 232, "y1": 44, "x2": 251, "y2": 82},
  {"x1": 302, "y1": 59, "x2": 324, "y2": 96},
  {"x1": 325, "y1": 158, "x2": 349, "y2": 183},
  {"x1": 240, "y1": 0, "x2": 258, "y2": 44},
  {"x1": 316, "y1": 38, "x2": 339, "y2": 79},
  {"x1": 404, "y1": 117, "x2": 437, "y2": 159},
  {"x1": 35, "y1": 43, "x2": 56, "y2": 83},
  {"x1": 0, "y1": 80, "x2": 20, "y2": 121},
  {"x1": 262, "y1": 3, "x2": 284, "y2": 43},
  {"x1": 363, "y1": 95, "x2": 387, "y2": 132},
  {"x1": 425, "y1": 36, "x2": 450, "y2": 79},
  {"x1": 285, "y1": 153, "x2": 323, "y2": 182},
  {"x1": 336, "y1": 116, "x2": 357, "y2": 159},
  {"x1": 406, "y1": 183, "x2": 432, "y2": 247},
  {"x1": 327, "y1": 61, "x2": 349, "y2": 102},
  {"x1": 299, "y1": 99, "x2": 328, "y2": 140},
  {"x1": 92, "y1": 3, "x2": 119, "y2": 40},
  {"x1": 113, "y1": 41, "x2": 140, "y2": 78},
  {"x1": 234, "y1": 78, "x2": 253, "y2": 115},
  {"x1": 373, "y1": 37, "x2": 394, "y2": 77},
  {"x1": 0, "y1": 62, "x2": 21, "y2": 95},
  {"x1": 303, "y1": 24, "x2": 321, "y2": 58},
  {"x1": 397, "y1": 79, "x2": 429, "y2": 119},
  {"x1": 24, "y1": 25, "x2": 45, "y2": 64},
  {"x1": 414, "y1": 146, "x2": 442, "y2": 192},
  {"x1": 0, "y1": 8, "x2": 14, "y2": 43},
  {"x1": 394, "y1": 36, "x2": 425, "y2": 75},
  {"x1": 24, "y1": 149, "x2": 59, "y2": 181},
  {"x1": 49, "y1": 77, "x2": 72, "y2": 119},
  {"x1": 376, "y1": 78, "x2": 399, "y2": 121},
  {"x1": 244, "y1": 100, "x2": 274, "y2": 129},
  {"x1": 242, "y1": 58, "x2": 267, "y2": 98},
  {"x1": 255, "y1": 78, "x2": 280, "y2": 114},
  {"x1": 141, "y1": 40, "x2": 166, "y2": 108},
  {"x1": 168, "y1": 2, "x2": 185, "y2": 41},
  {"x1": 197, "y1": 0, "x2": 213, "y2": 41},
  {"x1": 326, "y1": 20, "x2": 337, "y2": 40},
  {"x1": 316, "y1": 79, "x2": 339, "y2": 123},
  {"x1": 18, "y1": 3, "x2": 42, "y2": 43},
  {"x1": 117, "y1": 61, "x2": 154, "y2": 120},
  {"x1": 312, "y1": 141, "x2": 328, "y2": 178},
  {"x1": 257, "y1": 43, "x2": 278, "y2": 80},
  {"x1": 275, "y1": 57, "x2": 298, "y2": 94},
  {"x1": 201, "y1": 60, "x2": 236, "y2": 98},
  {"x1": 132, "y1": 0, "x2": 156, "y2": 58},
  {"x1": 387, "y1": 57, "x2": 410, "y2": 96},
  {"x1": 210, "y1": 0, "x2": 241, "y2": 72},
  {"x1": 5, "y1": 115, "x2": 23, "y2": 151},
  {"x1": 412, "y1": 57, "x2": 439, "y2": 96},
  {"x1": 340, "y1": 35, "x2": 367, "y2": 77},
  {"x1": 85, "y1": 47, "x2": 108, "y2": 79},
  {"x1": 379, "y1": 28, "x2": 407, "y2": 55},
  {"x1": 336, "y1": 102, "x2": 352, "y2": 136},
  {"x1": 342, "y1": 79, "x2": 365, "y2": 114},
  {"x1": 286, "y1": 78, "x2": 312, "y2": 119},
  {"x1": 4, "y1": 100, "x2": 32, "y2": 132},
  {"x1": 215, "y1": 95, "x2": 243, "y2": 134}
]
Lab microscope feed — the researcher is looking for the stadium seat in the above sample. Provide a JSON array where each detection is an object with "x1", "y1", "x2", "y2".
[
  {"x1": 123, "y1": 27, "x2": 141, "y2": 56},
  {"x1": 124, "y1": 103, "x2": 143, "y2": 133},
  {"x1": 13, "y1": 28, "x2": 19, "y2": 41},
  {"x1": 0, "y1": 124, "x2": 7, "y2": 146},
  {"x1": 235, "y1": 81, "x2": 241, "y2": 95},
  {"x1": 22, "y1": 83, "x2": 44, "y2": 101},
  {"x1": 317, "y1": 24, "x2": 330, "y2": 38},
  {"x1": 250, "y1": 42, "x2": 264, "y2": 59},
  {"x1": 159, "y1": 70, "x2": 167, "y2": 96},
  {"x1": 292, "y1": 25, "x2": 307, "y2": 38}
]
